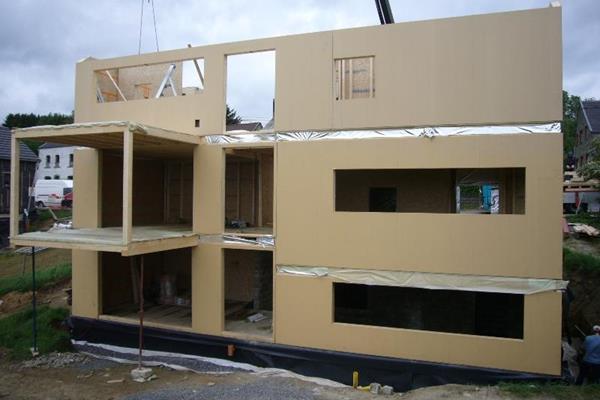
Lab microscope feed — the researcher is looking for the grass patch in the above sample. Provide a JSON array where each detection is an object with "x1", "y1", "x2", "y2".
[
  {"x1": 0, "y1": 263, "x2": 71, "y2": 297},
  {"x1": 499, "y1": 382, "x2": 600, "y2": 399},
  {"x1": 564, "y1": 247, "x2": 600, "y2": 273},
  {"x1": 0, "y1": 306, "x2": 70, "y2": 359},
  {"x1": 566, "y1": 213, "x2": 600, "y2": 231}
]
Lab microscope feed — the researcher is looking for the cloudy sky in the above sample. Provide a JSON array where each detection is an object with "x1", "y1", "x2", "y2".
[{"x1": 0, "y1": 0, "x2": 598, "y2": 125}]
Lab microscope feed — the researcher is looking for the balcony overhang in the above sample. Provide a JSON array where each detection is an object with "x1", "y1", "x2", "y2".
[
  {"x1": 10, "y1": 121, "x2": 201, "y2": 252},
  {"x1": 11, "y1": 225, "x2": 197, "y2": 256},
  {"x1": 13, "y1": 121, "x2": 201, "y2": 158}
]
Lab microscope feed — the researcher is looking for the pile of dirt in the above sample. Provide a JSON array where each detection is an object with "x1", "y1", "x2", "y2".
[
  {"x1": 565, "y1": 267, "x2": 600, "y2": 337},
  {"x1": 0, "y1": 280, "x2": 70, "y2": 316}
]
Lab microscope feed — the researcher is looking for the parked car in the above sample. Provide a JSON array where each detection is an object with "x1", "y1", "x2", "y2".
[
  {"x1": 61, "y1": 191, "x2": 73, "y2": 208},
  {"x1": 34, "y1": 179, "x2": 73, "y2": 208}
]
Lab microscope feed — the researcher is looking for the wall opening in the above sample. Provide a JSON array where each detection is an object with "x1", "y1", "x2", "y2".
[
  {"x1": 101, "y1": 152, "x2": 193, "y2": 227},
  {"x1": 334, "y1": 283, "x2": 524, "y2": 339},
  {"x1": 101, "y1": 248, "x2": 192, "y2": 328},
  {"x1": 224, "y1": 147, "x2": 274, "y2": 234},
  {"x1": 224, "y1": 249, "x2": 273, "y2": 338},
  {"x1": 335, "y1": 168, "x2": 525, "y2": 214},
  {"x1": 226, "y1": 51, "x2": 275, "y2": 130},
  {"x1": 335, "y1": 56, "x2": 375, "y2": 100},
  {"x1": 95, "y1": 58, "x2": 204, "y2": 103}
]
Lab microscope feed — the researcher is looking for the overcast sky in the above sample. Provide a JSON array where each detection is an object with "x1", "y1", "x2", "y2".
[{"x1": 0, "y1": 0, "x2": 598, "y2": 125}]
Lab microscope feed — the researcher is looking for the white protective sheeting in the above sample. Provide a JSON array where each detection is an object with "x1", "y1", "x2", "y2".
[
  {"x1": 204, "y1": 123, "x2": 561, "y2": 145},
  {"x1": 198, "y1": 234, "x2": 275, "y2": 248},
  {"x1": 277, "y1": 265, "x2": 567, "y2": 295}
]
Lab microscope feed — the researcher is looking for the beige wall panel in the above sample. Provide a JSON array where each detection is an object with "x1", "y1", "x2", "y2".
[
  {"x1": 192, "y1": 244, "x2": 223, "y2": 334},
  {"x1": 274, "y1": 274, "x2": 561, "y2": 375},
  {"x1": 275, "y1": 33, "x2": 333, "y2": 131},
  {"x1": 75, "y1": 7, "x2": 561, "y2": 135},
  {"x1": 331, "y1": 7, "x2": 561, "y2": 129},
  {"x1": 276, "y1": 134, "x2": 562, "y2": 279},
  {"x1": 72, "y1": 148, "x2": 102, "y2": 319},
  {"x1": 71, "y1": 250, "x2": 100, "y2": 318},
  {"x1": 195, "y1": 145, "x2": 224, "y2": 234},
  {"x1": 73, "y1": 148, "x2": 101, "y2": 229}
]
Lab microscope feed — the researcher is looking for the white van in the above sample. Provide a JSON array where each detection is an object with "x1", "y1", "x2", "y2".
[{"x1": 34, "y1": 179, "x2": 73, "y2": 208}]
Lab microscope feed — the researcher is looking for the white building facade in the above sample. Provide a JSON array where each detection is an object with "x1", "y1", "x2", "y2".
[{"x1": 36, "y1": 143, "x2": 75, "y2": 181}]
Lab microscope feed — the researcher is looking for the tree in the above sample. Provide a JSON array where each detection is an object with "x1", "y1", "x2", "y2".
[
  {"x1": 563, "y1": 90, "x2": 581, "y2": 158},
  {"x1": 226, "y1": 105, "x2": 242, "y2": 125},
  {"x1": 2, "y1": 112, "x2": 74, "y2": 153}
]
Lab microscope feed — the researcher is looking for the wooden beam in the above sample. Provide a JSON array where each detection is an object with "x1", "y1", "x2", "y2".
[
  {"x1": 123, "y1": 128, "x2": 133, "y2": 244},
  {"x1": 9, "y1": 135, "x2": 20, "y2": 244}
]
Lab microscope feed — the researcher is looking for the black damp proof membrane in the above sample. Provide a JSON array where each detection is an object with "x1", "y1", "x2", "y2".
[{"x1": 69, "y1": 316, "x2": 560, "y2": 391}]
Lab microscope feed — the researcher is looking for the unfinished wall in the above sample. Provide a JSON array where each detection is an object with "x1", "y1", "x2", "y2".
[
  {"x1": 75, "y1": 6, "x2": 561, "y2": 134},
  {"x1": 276, "y1": 134, "x2": 562, "y2": 279},
  {"x1": 275, "y1": 274, "x2": 562, "y2": 375}
]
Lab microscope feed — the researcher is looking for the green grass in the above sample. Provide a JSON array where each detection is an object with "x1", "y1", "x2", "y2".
[
  {"x1": 0, "y1": 306, "x2": 70, "y2": 359},
  {"x1": 0, "y1": 263, "x2": 71, "y2": 297},
  {"x1": 566, "y1": 213, "x2": 600, "y2": 231},
  {"x1": 563, "y1": 247, "x2": 600, "y2": 273},
  {"x1": 499, "y1": 382, "x2": 600, "y2": 399}
]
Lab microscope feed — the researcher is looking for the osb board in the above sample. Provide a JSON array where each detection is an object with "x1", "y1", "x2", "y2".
[
  {"x1": 274, "y1": 274, "x2": 562, "y2": 375},
  {"x1": 275, "y1": 134, "x2": 563, "y2": 279},
  {"x1": 75, "y1": 6, "x2": 561, "y2": 135},
  {"x1": 224, "y1": 248, "x2": 272, "y2": 303}
]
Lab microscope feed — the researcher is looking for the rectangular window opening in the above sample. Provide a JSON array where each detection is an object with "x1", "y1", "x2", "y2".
[
  {"x1": 224, "y1": 147, "x2": 274, "y2": 235},
  {"x1": 335, "y1": 168, "x2": 525, "y2": 214},
  {"x1": 95, "y1": 58, "x2": 205, "y2": 103},
  {"x1": 335, "y1": 56, "x2": 375, "y2": 100},
  {"x1": 226, "y1": 51, "x2": 275, "y2": 131},
  {"x1": 224, "y1": 249, "x2": 273, "y2": 338},
  {"x1": 101, "y1": 248, "x2": 192, "y2": 328},
  {"x1": 334, "y1": 283, "x2": 524, "y2": 339}
]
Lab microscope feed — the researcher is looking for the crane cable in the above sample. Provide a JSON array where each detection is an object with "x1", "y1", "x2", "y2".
[{"x1": 138, "y1": 0, "x2": 160, "y2": 54}]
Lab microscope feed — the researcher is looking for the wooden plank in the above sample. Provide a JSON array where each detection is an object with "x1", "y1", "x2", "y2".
[
  {"x1": 123, "y1": 235, "x2": 198, "y2": 256},
  {"x1": 11, "y1": 237, "x2": 124, "y2": 253},
  {"x1": 122, "y1": 128, "x2": 133, "y2": 244},
  {"x1": 9, "y1": 135, "x2": 20, "y2": 244}
]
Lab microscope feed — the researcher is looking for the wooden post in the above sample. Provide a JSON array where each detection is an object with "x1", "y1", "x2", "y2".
[
  {"x1": 123, "y1": 129, "x2": 133, "y2": 244},
  {"x1": 9, "y1": 134, "x2": 21, "y2": 243}
]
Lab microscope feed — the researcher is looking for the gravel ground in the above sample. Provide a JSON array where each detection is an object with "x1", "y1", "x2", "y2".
[{"x1": 122, "y1": 378, "x2": 321, "y2": 400}]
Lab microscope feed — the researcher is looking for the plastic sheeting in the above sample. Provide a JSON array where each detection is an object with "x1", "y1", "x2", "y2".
[
  {"x1": 70, "y1": 316, "x2": 560, "y2": 392},
  {"x1": 277, "y1": 265, "x2": 567, "y2": 295},
  {"x1": 198, "y1": 234, "x2": 275, "y2": 248},
  {"x1": 204, "y1": 123, "x2": 561, "y2": 145}
]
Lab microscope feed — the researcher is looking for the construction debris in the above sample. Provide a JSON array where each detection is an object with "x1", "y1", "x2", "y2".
[
  {"x1": 247, "y1": 313, "x2": 267, "y2": 323},
  {"x1": 17, "y1": 352, "x2": 88, "y2": 369},
  {"x1": 569, "y1": 223, "x2": 600, "y2": 237},
  {"x1": 131, "y1": 366, "x2": 156, "y2": 383}
]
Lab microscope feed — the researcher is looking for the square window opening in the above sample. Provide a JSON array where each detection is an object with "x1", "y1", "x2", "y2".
[{"x1": 335, "y1": 56, "x2": 375, "y2": 100}]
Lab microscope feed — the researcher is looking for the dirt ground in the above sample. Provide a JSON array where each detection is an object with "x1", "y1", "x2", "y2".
[{"x1": 0, "y1": 352, "x2": 534, "y2": 400}]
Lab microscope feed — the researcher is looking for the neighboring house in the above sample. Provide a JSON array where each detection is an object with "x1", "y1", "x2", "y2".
[
  {"x1": 8, "y1": 5, "x2": 565, "y2": 390},
  {"x1": 36, "y1": 143, "x2": 75, "y2": 181},
  {"x1": 573, "y1": 100, "x2": 600, "y2": 167},
  {"x1": 226, "y1": 122, "x2": 263, "y2": 132},
  {"x1": 0, "y1": 126, "x2": 37, "y2": 246},
  {"x1": 563, "y1": 170, "x2": 600, "y2": 213}
]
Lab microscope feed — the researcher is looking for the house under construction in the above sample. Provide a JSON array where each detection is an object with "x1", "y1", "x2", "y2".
[{"x1": 9, "y1": 3, "x2": 566, "y2": 389}]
